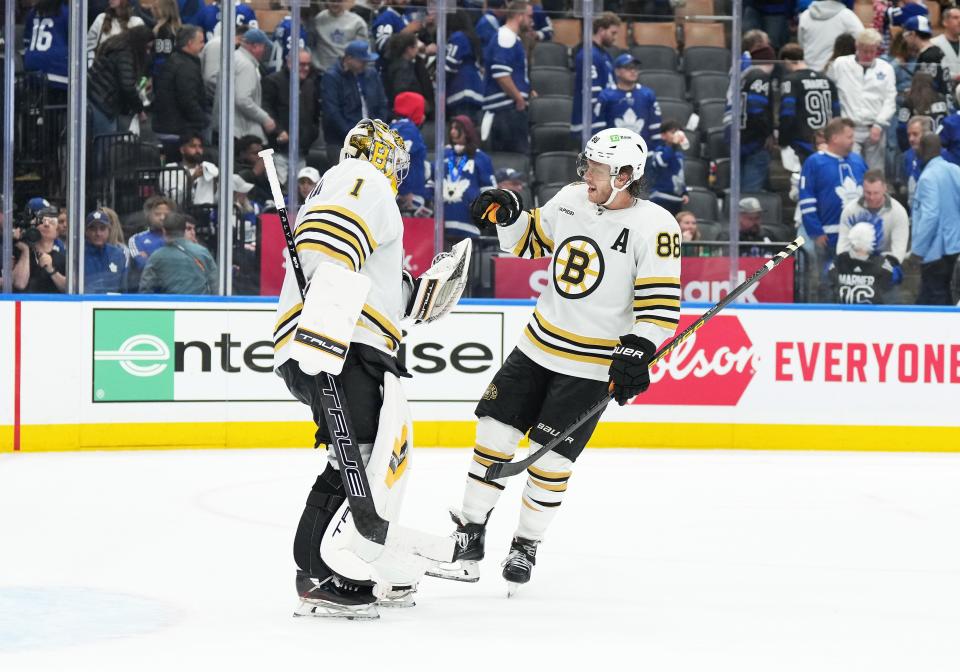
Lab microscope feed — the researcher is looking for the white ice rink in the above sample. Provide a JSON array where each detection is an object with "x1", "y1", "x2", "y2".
[{"x1": 2, "y1": 447, "x2": 960, "y2": 671}]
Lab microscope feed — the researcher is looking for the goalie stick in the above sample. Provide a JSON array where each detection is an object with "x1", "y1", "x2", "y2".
[
  {"x1": 259, "y1": 148, "x2": 388, "y2": 546},
  {"x1": 484, "y1": 236, "x2": 805, "y2": 481}
]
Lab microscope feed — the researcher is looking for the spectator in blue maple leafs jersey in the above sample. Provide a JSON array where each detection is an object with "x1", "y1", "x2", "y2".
[
  {"x1": 481, "y1": 1, "x2": 533, "y2": 152},
  {"x1": 571, "y1": 12, "x2": 620, "y2": 135},
  {"x1": 596, "y1": 53, "x2": 662, "y2": 150},
  {"x1": 446, "y1": 10, "x2": 485, "y2": 123}
]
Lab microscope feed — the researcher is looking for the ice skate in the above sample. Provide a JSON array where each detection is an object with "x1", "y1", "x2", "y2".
[
  {"x1": 376, "y1": 583, "x2": 417, "y2": 608},
  {"x1": 501, "y1": 537, "x2": 538, "y2": 598},
  {"x1": 293, "y1": 570, "x2": 379, "y2": 620},
  {"x1": 425, "y1": 510, "x2": 487, "y2": 582}
]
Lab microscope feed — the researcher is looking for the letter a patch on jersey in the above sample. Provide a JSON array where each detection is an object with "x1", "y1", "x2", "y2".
[{"x1": 611, "y1": 227, "x2": 629, "y2": 253}]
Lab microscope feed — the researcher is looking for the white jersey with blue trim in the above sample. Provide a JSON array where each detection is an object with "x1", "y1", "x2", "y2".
[
  {"x1": 273, "y1": 159, "x2": 404, "y2": 370},
  {"x1": 496, "y1": 183, "x2": 682, "y2": 381}
]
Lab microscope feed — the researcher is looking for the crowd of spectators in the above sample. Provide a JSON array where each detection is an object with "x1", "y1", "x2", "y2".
[{"x1": 4, "y1": 0, "x2": 960, "y2": 304}]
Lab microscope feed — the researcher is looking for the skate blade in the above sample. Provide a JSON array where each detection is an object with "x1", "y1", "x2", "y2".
[
  {"x1": 425, "y1": 560, "x2": 480, "y2": 583},
  {"x1": 506, "y1": 582, "x2": 524, "y2": 598},
  {"x1": 293, "y1": 599, "x2": 380, "y2": 620},
  {"x1": 377, "y1": 597, "x2": 416, "y2": 608}
]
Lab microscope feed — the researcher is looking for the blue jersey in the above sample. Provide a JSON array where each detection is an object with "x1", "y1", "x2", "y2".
[
  {"x1": 887, "y1": 1, "x2": 928, "y2": 28},
  {"x1": 483, "y1": 27, "x2": 529, "y2": 112},
  {"x1": 904, "y1": 147, "x2": 921, "y2": 203},
  {"x1": 445, "y1": 31, "x2": 484, "y2": 110},
  {"x1": 390, "y1": 118, "x2": 429, "y2": 200},
  {"x1": 532, "y1": 4, "x2": 554, "y2": 41},
  {"x1": 938, "y1": 111, "x2": 960, "y2": 166},
  {"x1": 475, "y1": 11, "x2": 501, "y2": 48},
  {"x1": 198, "y1": 2, "x2": 258, "y2": 39},
  {"x1": 129, "y1": 229, "x2": 167, "y2": 270},
  {"x1": 442, "y1": 147, "x2": 495, "y2": 238},
  {"x1": 373, "y1": 7, "x2": 408, "y2": 54},
  {"x1": 85, "y1": 242, "x2": 129, "y2": 294},
  {"x1": 648, "y1": 145, "x2": 686, "y2": 210},
  {"x1": 23, "y1": 5, "x2": 70, "y2": 88},
  {"x1": 798, "y1": 151, "x2": 867, "y2": 245},
  {"x1": 596, "y1": 85, "x2": 662, "y2": 148},
  {"x1": 273, "y1": 16, "x2": 309, "y2": 59},
  {"x1": 178, "y1": 0, "x2": 205, "y2": 25},
  {"x1": 571, "y1": 44, "x2": 614, "y2": 134}
]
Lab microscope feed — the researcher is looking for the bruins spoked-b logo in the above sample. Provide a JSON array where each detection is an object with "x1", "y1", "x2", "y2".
[{"x1": 553, "y1": 236, "x2": 604, "y2": 299}]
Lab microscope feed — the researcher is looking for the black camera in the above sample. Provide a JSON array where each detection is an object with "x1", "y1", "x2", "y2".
[{"x1": 20, "y1": 226, "x2": 42, "y2": 245}]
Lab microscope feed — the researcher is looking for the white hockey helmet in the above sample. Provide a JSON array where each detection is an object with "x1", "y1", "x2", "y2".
[
  {"x1": 341, "y1": 118, "x2": 411, "y2": 192},
  {"x1": 577, "y1": 128, "x2": 648, "y2": 206}
]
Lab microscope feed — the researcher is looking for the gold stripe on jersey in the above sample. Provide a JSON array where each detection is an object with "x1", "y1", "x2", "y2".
[
  {"x1": 522, "y1": 496, "x2": 541, "y2": 511},
  {"x1": 274, "y1": 302, "x2": 303, "y2": 337},
  {"x1": 533, "y1": 310, "x2": 618, "y2": 348},
  {"x1": 360, "y1": 304, "x2": 402, "y2": 346},
  {"x1": 524, "y1": 325, "x2": 614, "y2": 366},
  {"x1": 295, "y1": 240, "x2": 359, "y2": 272},
  {"x1": 634, "y1": 276, "x2": 681, "y2": 328},
  {"x1": 635, "y1": 315, "x2": 680, "y2": 329},
  {"x1": 273, "y1": 302, "x2": 303, "y2": 351},
  {"x1": 300, "y1": 204, "x2": 377, "y2": 251},
  {"x1": 633, "y1": 297, "x2": 681, "y2": 309},
  {"x1": 511, "y1": 209, "x2": 554, "y2": 259},
  {"x1": 296, "y1": 221, "x2": 369, "y2": 267},
  {"x1": 634, "y1": 276, "x2": 681, "y2": 291}
]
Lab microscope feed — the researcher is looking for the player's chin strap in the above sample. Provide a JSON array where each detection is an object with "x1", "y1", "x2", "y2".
[{"x1": 602, "y1": 169, "x2": 639, "y2": 208}]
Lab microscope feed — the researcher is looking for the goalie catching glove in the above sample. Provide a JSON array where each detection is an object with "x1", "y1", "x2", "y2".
[
  {"x1": 608, "y1": 334, "x2": 656, "y2": 406},
  {"x1": 403, "y1": 238, "x2": 472, "y2": 324},
  {"x1": 470, "y1": 189, "x2": 524, "y2": 228}
]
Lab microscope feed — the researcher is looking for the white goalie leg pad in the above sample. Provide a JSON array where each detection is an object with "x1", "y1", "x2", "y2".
[
  {"x1": 290, "y1": 262, "x2": 371, "y2": 376},
  {"x1": 515, "y1": 447, "x2": 573, "y2": 541},
  {"x1": 406, "y1": 239, "x2": 472, "y2": 324},
  {"x1": 321, "y1": 374, "x2": 454, "y2": 581}
]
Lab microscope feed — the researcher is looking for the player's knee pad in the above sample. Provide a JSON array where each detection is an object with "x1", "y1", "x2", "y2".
[
  {"x1": 469, "y1": 417, "x2": 524, "y2": 487},
  {"x1": 293, "y1": 464, "x2": 346, "y2": 577},
  {"x1": 523, "y1": 447, "x2": 573, "y2": 511}
]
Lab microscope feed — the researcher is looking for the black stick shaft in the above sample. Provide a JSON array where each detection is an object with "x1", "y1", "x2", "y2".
[{"x1": 485, "y1": 237, "x2": 805, "y2": 481}]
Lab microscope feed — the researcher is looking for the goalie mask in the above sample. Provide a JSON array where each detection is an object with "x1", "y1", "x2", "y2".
[
  {"x1": 576, "y1": 128, "x2": 648, "y2": 207},
  {"x1": 341, "y1": 118, "x2": 411, "y2": 193}
]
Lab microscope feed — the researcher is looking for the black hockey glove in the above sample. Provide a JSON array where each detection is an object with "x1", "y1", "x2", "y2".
[
  {"x1": 470, "y1": 189, "x2": 524, "y2": 228},
  {"x1": 608, "y1": 334, "x2": 656, "y2": 406}
]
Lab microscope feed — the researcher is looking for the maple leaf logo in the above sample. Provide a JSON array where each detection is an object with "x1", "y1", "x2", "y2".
[
  {"x1": 834, "y1": 176, "x2": 862, "y2": 207},
  {"x1": 614, "y1": 107, "x2": 644, "y2": 135}
]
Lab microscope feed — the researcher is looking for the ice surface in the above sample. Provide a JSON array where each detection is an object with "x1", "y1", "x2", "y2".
[{"x1": 2, "y1": 447, "x2": 959, "y2": 671}]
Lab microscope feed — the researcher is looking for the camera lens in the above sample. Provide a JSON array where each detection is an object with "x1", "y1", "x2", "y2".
[{"x1": 22, "y1": 227, "x2": 42, "y2": 245}]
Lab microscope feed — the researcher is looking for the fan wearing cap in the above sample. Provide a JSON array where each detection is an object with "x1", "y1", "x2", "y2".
[
  {"x1": 164, "y1": 133, "x2": 219, "y2": 206},
  {"x1": 20, "y1": 205, "x2": 66, "y2": 294},
  {"x1": 296, "y1": 166, "x2": 321, "y2": 202},
  {"x1": 429, "y1": 128, "x2": 681, "y2": 591},
  {"x1": 390, "y1": 92, "x2": 431, "y2": 214},
  {"x1": 571, "y1": 12, "x2": 620, "y2": 135},
  {"x1": 84, "y1": 210, "x2": 129, "y2": 294},
  {"x1": 321, "y1": 40, "x2": 389, "y2": 147},
  {"x1": 597, "y1": 53, "x2": 663, "y2": 151},
  {"x1": 903, "y1": 15, "x2": 954, "y2": 98},
  {"x1": 826, "y1": 29, "x2": 897, "y2": 171},
  {"x1": 234, "y1": 29, "x2": 278, "y2": 142}
]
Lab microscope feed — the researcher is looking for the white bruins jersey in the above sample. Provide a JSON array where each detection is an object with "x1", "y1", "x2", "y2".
[
  {"x1": 273, "y1": 159, "x2": 404, "y2": 368},
  {"x1": 497, "y1": 183, "x2": 682, "y2": 381}
]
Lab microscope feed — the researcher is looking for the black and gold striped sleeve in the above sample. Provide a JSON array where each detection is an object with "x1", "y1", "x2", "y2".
[
  {"x1": 294, "y1": 204, "x2": 378, "y2": 272},
  {"x1": 506, "y1": 209, "x2": 555, "y2": 260},
  {"x1": 633, "y1": 276, "x2": 681, "y2": 330},
  {"x1": 273, "y1": 301, "x2": 303, "y2": 351}
]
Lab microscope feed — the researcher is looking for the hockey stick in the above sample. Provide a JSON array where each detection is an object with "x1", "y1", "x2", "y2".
[
  {"x1": 484, "y1": 236, "x2": 805, "y2": 481},
  {"x1": 259, "y1": 148, "x2": 388, "y2": 546}
]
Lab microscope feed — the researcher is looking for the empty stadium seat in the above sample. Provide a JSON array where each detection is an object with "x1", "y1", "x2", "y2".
[
  {"x1": 685, "y1": 186, "x2": 720, "y2": 221},
  {"x1": 696, "y1": 220, "x2": 723, "y2": 240},
  {"x1": 537, "y1": 183, "x2": 566, "y2": 205},
  {"x1": 683, "y1": 157, "x2": 709, "y2": 188},
  {"x1": 629, "y1": 45, "x2": 680, "y2": 71},
  {"x1": 676, "y1": 0, "x2": 717, "y2": 19},
  {"x1": 532, "y1": 41, "x2": 570, "y2": 68},
  {"x1": 530, "y1": 67, "x2": 574, "y2": 96},
  {"x1": 714, "y1": 157, "x2": 730, "y2": 191},
  {"x1": 489, "y1": 151, "x2": 532, "y2": 180},
  {"x1": 632, "y1": 22, "x2": 678, "y2": 49},
  {"x1": 529, "y1": 95, "x2": 574, "y2": 125},
  {"x1": 639, "y1": 70, "x2": 687, "y2": 101},
  {"x1": 690, "y1": 72, "x2": 730, "y2": 103},
  {"x1": 658, "y1": 98, "x2": 694, "y2": 127},
  {"x1": 697, "y1": 98, "x2": 727, "y2": 132},
  {"x1": 534, "y1": 151, "x2": 579, "y2": 186},
  {"x1": 682, "y1": 22, "x2": 727, "y2": 48},
  {"x1": 683, "y1": 47, "x2": 732, "y2": 76},
  {"x1": 552, "y1": 18, "x2": 583, "y2": 48},
  {"x1": 707, "y1": 127, "x2": 729, "y2": 159},
  {"x1": 421, "y1": 120, "x2": 435, "y2": 151},
  {"x1": 684, "y1": 131, "x2": 702, "y2": 158},
  {"x1": 531, "y1": 123, "x2": 577, "y2": 154}
]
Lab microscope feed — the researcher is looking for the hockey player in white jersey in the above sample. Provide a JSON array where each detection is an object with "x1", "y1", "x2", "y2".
[
  {"x1": 272, "y1": 118, "x2": 470, "y2": 619},
  {"x1": 427, "y1": 128, "x2": 682, "y2": 594}
]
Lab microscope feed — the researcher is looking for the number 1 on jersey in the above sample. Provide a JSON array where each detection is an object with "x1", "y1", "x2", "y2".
[{"x1": 348, "y1": 178, "x2": 364, "y2": 198}]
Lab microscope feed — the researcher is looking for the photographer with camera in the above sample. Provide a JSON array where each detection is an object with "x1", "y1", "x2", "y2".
[{"x1": 14, "y1": 205, "x2": 67, "y2": 293}]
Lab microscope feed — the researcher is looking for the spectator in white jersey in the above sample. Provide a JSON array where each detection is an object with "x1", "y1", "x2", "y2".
[
  {"x1": 932, "y1": 7, "x2": 960, "y2": 83},
  {"x1": 827, "y1": 29, "x2": 897, "y2": 171},
  {"x1": 837, "y1": 169, "x2": 909, "y2": 279}
]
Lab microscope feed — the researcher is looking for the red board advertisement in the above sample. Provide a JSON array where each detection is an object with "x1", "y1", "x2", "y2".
[
  {"x1": 632, "y1": 314, "x2": 757, "y2": 406},
  {"x1": 259, "y1": 213, "x2": 286, "y2": 296},
  {"x1": 493, "y1": 255, "x2": 794, "y2": 302},
  {"x1": 402, "y1": 217, "x2": 437, "y2": 275}
]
